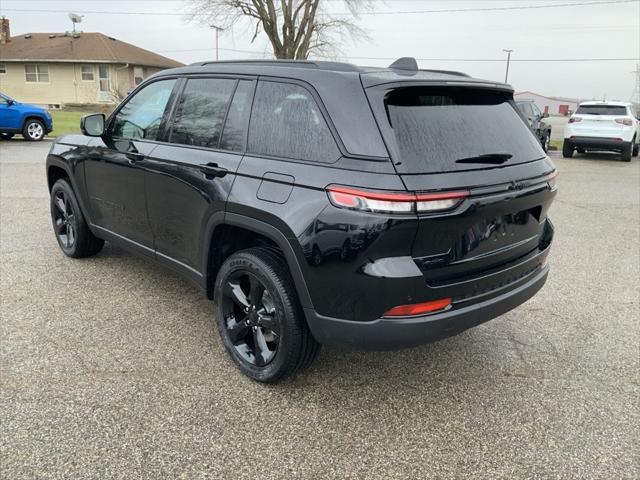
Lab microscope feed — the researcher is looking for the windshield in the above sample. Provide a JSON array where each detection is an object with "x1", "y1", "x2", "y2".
[
  {"x1": 575, "y1": 105, "x2": 627, "y2": 116},
  {"x1": 385, "y1": 87, "x2": 544, "y2": 173}
]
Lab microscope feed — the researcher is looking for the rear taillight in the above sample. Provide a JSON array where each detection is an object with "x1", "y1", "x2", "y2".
[
  {"x1": 326, "y1": 186, "x2": 469, "y2": 214},
  {"x1": 568, "y1": 117, "x2": 582, "y2": 123},
  {"x1": 546, "y1": 170, "x2": 558, "y2": 189},
  {"x1": 614, "y1": 118, "x2": 633, "y2": 126},
  {"x1": 383, "y1": 298, "x2": 452, "y2": 317}
]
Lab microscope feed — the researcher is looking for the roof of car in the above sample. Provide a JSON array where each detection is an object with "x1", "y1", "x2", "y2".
[
  {"x1": 579, "y1": 101, "x2": 631, "y2": 107},
  {"x1": 156, "y1": 58, "x2": 506, "y2": 89}
]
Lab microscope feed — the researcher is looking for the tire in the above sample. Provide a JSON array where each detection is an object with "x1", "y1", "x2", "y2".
[
  {"x1": 632, "y1": 140, "x2": 638, "y2": 157},
  {"x1": 50, "y1": 178, "x2": 104, "y2": 258},
  {"x1": 577, "y1": 148, "x2": 585, "y2": 154},
  {"x1": 562, "y1": 142, "x2": 573, "y2": 158},
  {"x1": 22, "y1": 118, "x2": 45, "y2": 141},
  {"x1": 540, "y1": 132, "x2": 550, "y2": 153},
  {"x1": 214, "y1": 247, "x2": 321, "y2": 383},
  {"x1": 0, "y1": 133, "x2": 14, "y2": 140},
  {"x1": 621, "y1": 142, "x2": 632, "y2": 162}
]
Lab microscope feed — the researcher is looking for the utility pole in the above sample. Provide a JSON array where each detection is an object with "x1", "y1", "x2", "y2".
[
  {"x1": 210, "y1": 24, "x2": 224, "y2": 61},
  {"x1": 503, "y1": 49, "x2": 513, "y2": 83}
]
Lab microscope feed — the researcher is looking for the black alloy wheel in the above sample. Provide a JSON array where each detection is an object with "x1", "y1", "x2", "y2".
[
  {"x1": 52, "y1": 189, "x2": 77, "y2": 250},
  {"x1": 221, "y1": 270, "x2": 280, "y2": 367},
  {"x1": 215, "y1": 248, "x2": 321, "y2": 382}
]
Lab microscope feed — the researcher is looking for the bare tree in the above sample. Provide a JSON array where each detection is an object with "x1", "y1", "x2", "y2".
[{"x1": 186, "y1": 0, "x2": 370, "y2": 60}]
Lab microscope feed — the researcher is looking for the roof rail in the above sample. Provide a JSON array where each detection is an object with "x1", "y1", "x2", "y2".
[{"x1": 189, "y1": 59, "x2": 361, "y2": 72}]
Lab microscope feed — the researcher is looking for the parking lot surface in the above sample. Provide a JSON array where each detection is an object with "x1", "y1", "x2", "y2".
[{"x1": 1, "y1": 140, "x2": 638, "y2": 479}]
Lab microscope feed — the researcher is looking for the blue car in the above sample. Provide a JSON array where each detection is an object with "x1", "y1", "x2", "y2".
[{"x1": 0, "y1": 92, "x2": 53, "y2": 141}]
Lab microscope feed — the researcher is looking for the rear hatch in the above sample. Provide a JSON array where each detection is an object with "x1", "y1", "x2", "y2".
[
  {"x1": 570, "y1": 104, "x2": 629, "y2": 138},
  {"x1": 367, "y1": 83, "x2": 556, "y2": 293}
]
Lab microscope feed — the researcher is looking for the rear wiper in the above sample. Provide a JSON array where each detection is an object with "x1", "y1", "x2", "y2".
[{"x1": 456, "y1": 153, "x2": 513, "y2": 165}]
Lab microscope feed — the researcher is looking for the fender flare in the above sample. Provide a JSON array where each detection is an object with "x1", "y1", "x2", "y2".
[{"x1": 202, "y1": 212, "x2": 314, "y2": 310}]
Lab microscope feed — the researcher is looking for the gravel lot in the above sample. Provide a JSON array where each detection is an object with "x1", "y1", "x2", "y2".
[{"x1": 1, "y1": 140, "x2": 638, "y2": 479}]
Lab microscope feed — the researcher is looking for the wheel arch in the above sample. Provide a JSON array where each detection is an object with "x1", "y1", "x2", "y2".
[
  {"x1": 22, "y1": 114, "x2": 47, "y2": 130},
  {"x1": 203, "y1": 212, "x2": 314, "y2": 311}
]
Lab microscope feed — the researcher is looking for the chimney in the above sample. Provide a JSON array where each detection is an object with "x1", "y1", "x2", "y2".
[{"x1": 0, "y1": 17, "x2": 10, "y2": 45}]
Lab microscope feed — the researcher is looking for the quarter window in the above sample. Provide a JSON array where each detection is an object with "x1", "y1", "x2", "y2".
[
  {"x1": 111, "y1": 79, "x2": 177, "y2": 141},
  {"x1": 248, "y1": 81, "x2": 339, "y2": 163},
  {"x1": 80, "y1": 65, "x2": 94, "y2": 81},
  {"x1": 25, "y1": 64, "x2": 49, "y2": 83},
  {"x1": 170, "y1": 78, "x2": 236, "y2": 148}
]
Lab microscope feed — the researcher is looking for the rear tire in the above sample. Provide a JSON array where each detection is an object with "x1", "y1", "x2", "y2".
[
  {"x1": 50, "y1": 178, "x2": 104, "y2": 258},
  {"x1": 214, "y1": 247, "x2": 320, "y2": 383},
  {"x1": 0, "y1": 133, "x2": 14, "y2": 140},
  {"x1": 621, "y1": 142, "x2": 632, "y2": 162},
  {"x1": 632, "y1": 140, "x2": 638, "y2": 157},
  {"x1": 562, "y1": 142, "x2": 573, "y2": 158}
]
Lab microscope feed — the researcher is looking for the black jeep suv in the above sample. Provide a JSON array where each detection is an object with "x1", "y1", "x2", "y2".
[{"x1": 46, "y1": 58, "x2": 557, "y2": 382}]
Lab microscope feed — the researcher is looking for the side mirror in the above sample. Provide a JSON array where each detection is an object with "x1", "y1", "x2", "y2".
[
  {"x1": 6, "y1": 99, "x2": 14, "y2": 106},
  {"x1": 80, "y1": 113, "x2": 105, "y2": 137},
  {"x1": 542, "y1": 112, "x2": 549, "y2": 118}
]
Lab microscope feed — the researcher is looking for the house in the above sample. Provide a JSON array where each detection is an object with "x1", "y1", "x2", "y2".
[
  {"x1": 0, "y1": 18, "x2": 183, "y2": 108},
  {"x1": 514, "y1": 91, "x2": 582, "y2": 116}
]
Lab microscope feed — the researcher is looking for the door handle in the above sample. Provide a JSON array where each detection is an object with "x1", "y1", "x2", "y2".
[{"x1": 199, "y1": 163, "x2": 228, "y2": 179}]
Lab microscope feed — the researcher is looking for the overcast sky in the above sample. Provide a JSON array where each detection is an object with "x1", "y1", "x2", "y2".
[{"x1": 1, "y1": 0, "x2": 639, "y2": 101}]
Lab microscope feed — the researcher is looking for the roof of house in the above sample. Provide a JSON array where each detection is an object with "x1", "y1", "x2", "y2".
[{"x1": 0, "y1": 32, "x2": 183, "y2": 69}]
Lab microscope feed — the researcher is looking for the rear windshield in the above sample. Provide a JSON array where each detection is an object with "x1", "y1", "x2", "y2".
[
  {"x1": 385, "y1": 87, "x2": 544, "y2": 173},
  {"x1": 575, "y1": 105, "x2": 627, "y2": 116}
]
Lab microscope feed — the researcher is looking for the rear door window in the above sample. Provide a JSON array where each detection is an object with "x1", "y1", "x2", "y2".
[
  {"x1": 248, "y1": 81, "x2": 339, "y2": 163},
  {"x1": 383, "y1": 86, "x2": 544, "y2": 173},
  {"x1": 170, "y1": 78, "x2": 236, "y2": 148},
  {"x1": 575, "y1": 105, "x2": 628, "y2": 116}
]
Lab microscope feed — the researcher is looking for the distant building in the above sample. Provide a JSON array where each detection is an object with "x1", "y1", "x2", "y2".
[
  {"x1": 514, "y1": 91, "x2": 581, "y2": 116},
  {"x1": 0, "y1": 18, "x2": 183, "y2": 108}
]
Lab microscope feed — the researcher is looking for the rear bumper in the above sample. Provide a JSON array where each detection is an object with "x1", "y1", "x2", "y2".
[
  {"x1": 305, "y1": 264, "x2": 549, "y2": 350},
  {"x1": 564, "y1": 136, "x2": 632, "y2": 151}
]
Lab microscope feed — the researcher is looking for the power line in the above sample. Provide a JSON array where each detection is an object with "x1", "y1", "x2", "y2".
[{"x1": 1, "y1": 0, "x2": 637, "y2": 17}]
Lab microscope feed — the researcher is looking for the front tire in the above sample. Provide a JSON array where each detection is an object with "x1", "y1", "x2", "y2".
[
  {"x1": 215, "y1": 247, "x2": 320, "y2": 383},
  {"x1": 562, "y1": 142, "x2": 573, "y2": 158},
  {"x1": 632, "y1": 140, "x2": 638, "y2": 157},
  {"x1": 22, "y1": 118, "x2": 45, "y2": 141},
  {"x1": 540, "y1": 132, "x2": 550, "y2": 153},
  {"x1": 50, "y1": 179, "x2": 104, "y2": 258}
]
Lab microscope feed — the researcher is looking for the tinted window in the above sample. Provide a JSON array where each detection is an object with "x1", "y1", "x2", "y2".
[
  {"x1": 111, "y1": 79, "x2": 176, "y2": 140},
  {"x1": 385, "y1": 87, "x2": 544, "y2": 173},
  {"x1": 575, "y1": 105, "x2": 628, "y2": 116},
  {"x1": 170, "y1": 78, "x2": 236, "y2": 148},
  {"x1": 517, "y1": 102, "x2": 533, "y2": 116},
  {"x1": 219, "y1": 80, "x2": 253, "y2": 151},
  {"x1": 248, "y1": 81, "x2": 339, "y2": 163}
]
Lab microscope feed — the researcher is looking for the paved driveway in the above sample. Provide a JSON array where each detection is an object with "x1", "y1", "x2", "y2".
[{"x1": 1, "y1": 140, "x2": 638, "y2": 479}]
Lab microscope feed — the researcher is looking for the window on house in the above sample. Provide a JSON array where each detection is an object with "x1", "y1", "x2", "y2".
[
  {"x1": 81, "y1": 65, "x2": 94, "y2": 81},
  {"x1": 0, "y1": 63, "x2": 6, "y2": 75},
  {"x1": 134, "y1": 67, "x2": 144, "y2": 86},
  {"x1": 25, "y1": 64, "x2": 49, "y2": 83}
]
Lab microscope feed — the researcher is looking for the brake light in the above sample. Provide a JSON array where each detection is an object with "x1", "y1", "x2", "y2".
[
  {"x1": 383, "y1": 298, "x2": 452, "y2": 317},
  {"x1": 546, "y1": 170, "x2": 558, "y2": 189},
  {"x1": 327, "y1": 186, "x2": 469, "y2": 213},
  {"x1": 615, "y1": 118, "x2": 633, "y2": 126},
  {"x1": 568, "y1": 117, "x2": 582, "y2": 123}
]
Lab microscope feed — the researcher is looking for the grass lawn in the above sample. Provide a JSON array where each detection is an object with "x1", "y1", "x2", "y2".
[{"x1": 49, "y1": 111, "x2": 86, "y2": 138}]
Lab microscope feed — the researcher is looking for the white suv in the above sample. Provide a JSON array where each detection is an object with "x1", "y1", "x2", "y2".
[{"x1": 563, "y1": 101, "x2": 639, "y2": 161}]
